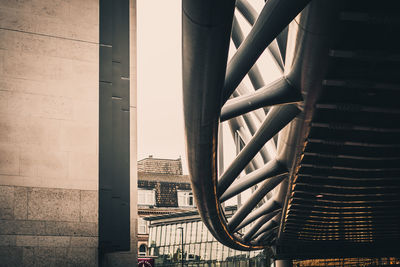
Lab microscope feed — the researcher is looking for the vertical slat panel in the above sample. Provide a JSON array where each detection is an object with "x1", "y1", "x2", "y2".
[{"x1": 99, "y1": 0, "x2": 130, "y2": 253}]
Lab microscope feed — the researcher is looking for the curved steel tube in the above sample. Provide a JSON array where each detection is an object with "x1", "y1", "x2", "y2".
[
  {"x1": 183, "y1": 0, "x2": 335, "y2": 251},
  {"x1": 182, "y1": 0, "x2": 254, "y2": 250}
]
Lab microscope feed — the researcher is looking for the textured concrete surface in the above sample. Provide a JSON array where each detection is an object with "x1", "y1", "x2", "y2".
[
  {"x1": 0, "y1": 185, "x2": 98, "y2": 266},
  {"x1": 0, "y1": 0, "x2": 99, "y2": 191},
  {"x1": 0, "y1": 0, "x2": 138, "y2": 265},
  {"x1": 0, "y1": 0, "x2": 99, "y2": 265}
]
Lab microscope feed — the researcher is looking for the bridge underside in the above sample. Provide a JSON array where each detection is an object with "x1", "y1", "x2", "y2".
[
  {"x1": 277, "y1": 0, "x2": 400, "y2": 259},
  {"x1": 182, "y1": 0, "x2": 400, "y2": 260}
]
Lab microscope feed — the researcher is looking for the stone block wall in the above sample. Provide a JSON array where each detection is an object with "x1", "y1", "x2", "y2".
[
  {"x1": 0, "y1": 185, "x2": 98, "y2": 266},
  {"x1": 0, "y1": 0, "x2": 99, "y2": 190},
  {"x1": 0, "y1": 0, "x2": 138, "y2": 265},
  {"x1": 0, "y1": 0, "x2": 100, "y2": 266}
]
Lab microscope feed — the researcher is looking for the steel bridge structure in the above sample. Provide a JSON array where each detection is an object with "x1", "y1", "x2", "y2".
[{"x1": 182, "y1": 0, "x2": 400, "y2": 262}]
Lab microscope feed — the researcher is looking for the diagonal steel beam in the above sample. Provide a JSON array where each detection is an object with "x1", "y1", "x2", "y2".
[
  {"x1": 223, "y1": 0, "x2": 311, "y2": 103},
  {"x1": 243, "y1": 209, "x2": 281, "y2": 242},
  {"x1": 235, "y1": 195, "x2": 281, "y2": 231},
  {"x1": 218, "y1": 104, "x2": 300, "y2": 196},
  {"x1": 220, "y1": 160, "x2": 287, "y2": 202},
  {"x1": 235, "y1": 0, "x2": 257, "y2": 25},
  {"x1": 253, "y1": 215, "x2": 280, "y2": 240},
  {"x1": 235, "y1": 0, "x2": 285, "y2": 72},
  {"x1": 231, "y1": 16, "x2": 265, "y2": 90},
  {"x1": 228, "y1": 174, "x2": 286, "y2": 231},
  {"x1": 221, "y1": 76, "x2": 302, "y2": 121}
]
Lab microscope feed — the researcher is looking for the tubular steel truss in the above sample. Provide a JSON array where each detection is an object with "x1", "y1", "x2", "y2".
[{"x1": 182, "y1": 0, "x2": 400, "y2": 258}]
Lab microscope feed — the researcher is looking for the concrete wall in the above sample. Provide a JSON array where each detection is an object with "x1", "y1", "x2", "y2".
[
  {"x1": 0, "y1": 0, "x2": 99, "y2": 265},
  {"x1": 0, "y1": 186, "x2": 98, "y2": 266},
  {"x1": 0, "y1": 0, "x2": 98, "y2": 190},
  {"x1": 0, "y1": 0, "x2": 137, "y2": 266}
]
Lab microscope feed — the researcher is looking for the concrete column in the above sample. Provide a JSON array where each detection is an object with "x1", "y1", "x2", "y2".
[
  {"x1": 276, "y1": 259, "x2": 293, "y2": 267},
  {"x1": 99, "y1": 0, "x2": 138, "y2": 265}
]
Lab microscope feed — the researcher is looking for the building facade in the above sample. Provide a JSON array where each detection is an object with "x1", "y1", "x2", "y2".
[
  {"x1": 137, "y1": 156, "x2": 196, "y2": 258},
  {"x1": 0, "y1": 0, "x2": 138, "y2": 266},
  {"x1": 145, "y1": 208, "x2": 268, "y2": 267},
  {"x1": 136, "y1": 157, "x2": 268, "y2": 266}
]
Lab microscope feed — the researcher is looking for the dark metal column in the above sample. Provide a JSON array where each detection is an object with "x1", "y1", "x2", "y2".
[{"x1": 99, "y1": 0, "x2": 130, "y2": 254}]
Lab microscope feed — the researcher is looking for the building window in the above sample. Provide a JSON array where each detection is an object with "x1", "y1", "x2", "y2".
[
  {"x1": 138, "y1": 218, "x2": 148, "y2": 234},
  {"x1": 138, "y1": 189, "x2": 155, "y2": 206},
  {"x1": 139, "y1": 244, "x2": 147, "y2": 256},
  {"x1": 177, "y1": 190, "x2": 194, "y2": 207}
]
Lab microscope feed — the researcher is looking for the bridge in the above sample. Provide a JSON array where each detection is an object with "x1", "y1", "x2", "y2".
[{"x1": 182, "y1": 0, "x2": 400, "y2": 264}]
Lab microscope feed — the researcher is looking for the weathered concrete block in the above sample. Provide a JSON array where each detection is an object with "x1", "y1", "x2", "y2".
[
  {"x1": 3, "y1": 51, "x2": 58, "y2": 81},
  {"x1": 67, "y1": 247, "x2": 97, "y2": 267},
  {"x1": 0, "y1": 50, "x2": 3, "y2": 79},
  {"x1": 35, "y1": 150, "x2": 69, "y2": 179},
  {"x1": 22, "y1": 246, "x2": 35, "y2": 267},
  {"x1": 68, "y1": 0, "x2": 98, "y2": 27},
  {"x1": 58, "y1": 59, "x2": 98, "y2": 89},
  {"x1": 60, "y1": 121, "x2": 97, "y2": 153},
  {"x1": 45, "y1": 221, "x2": 97, "y2": 237},
  {"x1": 14, "y1": 186, "x2": 28, "y2": 219},
  {"x1": 6, "y1": 92, "x2": 73, "y2": 120},
  {"x1": 0, "y1": 0, "x2": 32, "y2": 11},
  {"x1": 0, "y1": 145, "x2": 19, "y2": 176},
  {"x1": 47, "y1": 78, "x2": 98, "y2": 102},
  {"x1": 54, "y1": 247, "x2": 69, "y2": 266},
  {"x1": 72, "y1": 99, "x2": 98, "y2": 125},
  {"x1": 56, "y1": 38, "x2": 98, "y2": 63},
  {"x1": 17, "y1": 220, "x2": 47, "y2": 235},
  {"x1": 38, "y1": 236, "x2": 70, "y2": 247},
  {"x1": 0, "y1": 0, "x2": 100, "y2": 264},
  {"x1": 55, "y1": 246, "x2": 68, "y2": 258},
  {"x1": 0, "y1": 234, "x2": 16, "y2": 246},
  {"x1": 31, "y1": 0, "x2": 69, "y2": 19},
  {"x1": 69, "y1": 152, "x2": 97, "y2": 182},
  {"x1": 70, "y1": 236, "x2": 98, "y2": 247},
  {"x1": 34, "y1": 247, "x2": 56, "y2": 267},
  {"x1": 0, "y1": 8, "x2": 35, "y2": 33},
  {"x1": 1, "y1": 29, "x2": 58, "y2": 57},
  {"x1": 80, "y1": 190, "x2": 97, "y2": 223},
  {"x1": 28, "y1": 188, "x2": 80, "y2": 221},
  {"x1": 16, "y1": 235, "x2": 39, "y2": 247},
  {"x1": 0, "y1": 220, "x2": 46, "y2": 235},
  {"x1": 0, "y1": 246, "x2": 23, "y2": 267},
  {"x1": 0, "y1": 186, "x2": 14, "y2": 219},
  {"x1": 0, "y1": 114, "x2": 62, "y2": 150},
  {"x1": 0, "y1": 76, "x2": 54, "y2": 97},
  {"x1": 0, "y1": 91, "x2": 7, "y2": 115}
]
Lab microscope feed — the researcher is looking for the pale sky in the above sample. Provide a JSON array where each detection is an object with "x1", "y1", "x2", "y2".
[
  {"x1": 137, "y1": 0, "x2": 185, "y2": 166},
  {"x1": 137, "y1": 1, "x2": 281, "y2": 175}
]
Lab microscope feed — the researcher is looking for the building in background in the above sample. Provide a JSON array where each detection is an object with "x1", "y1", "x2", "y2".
[
  {"x1": 137, "y1": 156, "x2": 196, "y2": 257},
  {"x1": 145, "y1": 208, "x2": 268, "y2": 267},
  {"x1": 136, "y1": 157, "x2": 268, "y2": 266}
]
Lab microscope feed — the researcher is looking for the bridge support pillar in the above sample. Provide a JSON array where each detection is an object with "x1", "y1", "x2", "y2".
[{"x1": 275, "y1": 260, "x2": 293, "y2": 267}]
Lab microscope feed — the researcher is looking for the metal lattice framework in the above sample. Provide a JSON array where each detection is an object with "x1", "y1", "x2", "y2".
[{"x1": 182, "y1": 0, "x2": 400, "y2": 259}]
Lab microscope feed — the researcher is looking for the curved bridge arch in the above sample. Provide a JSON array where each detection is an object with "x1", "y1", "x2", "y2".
[{"x1": 182, "y1": 0, "x2": 400, "y2": 259}]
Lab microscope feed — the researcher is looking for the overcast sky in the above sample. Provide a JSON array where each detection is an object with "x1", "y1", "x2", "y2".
[
  {"x1": 136, "y1": 1, "x2": 281, "y2": 175},
  {"x1": 137, "y1": 0, "x2": 185, "y2": 166}
]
